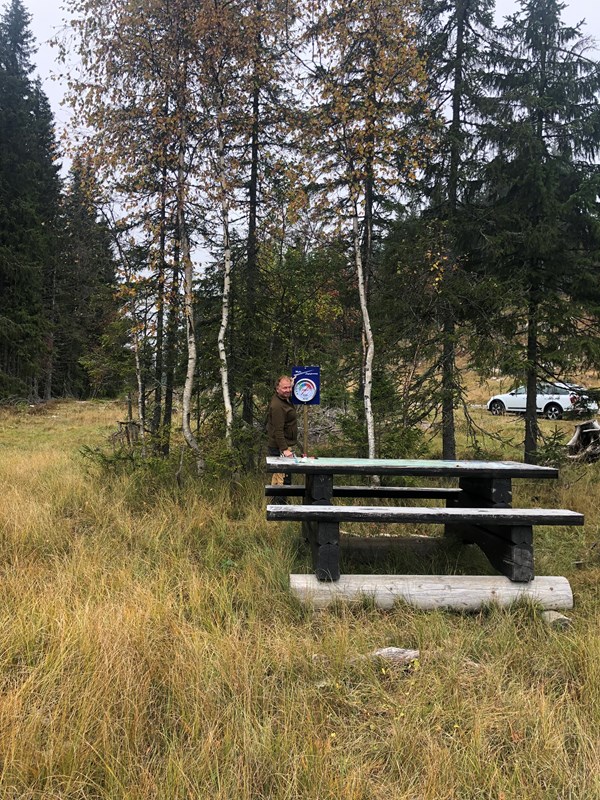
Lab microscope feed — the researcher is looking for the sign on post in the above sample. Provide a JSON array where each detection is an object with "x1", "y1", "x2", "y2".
[
  {"x1": 291, "y1": 366, "x2": 320, "y2": 455},
  {"x1": 291, "y1": 366, "x2": 321, "y2": 405}
]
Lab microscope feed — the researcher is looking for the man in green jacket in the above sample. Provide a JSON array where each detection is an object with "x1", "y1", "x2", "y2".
[{"x1": 267, "y1": 375, "x2": 298, "y2": 486}]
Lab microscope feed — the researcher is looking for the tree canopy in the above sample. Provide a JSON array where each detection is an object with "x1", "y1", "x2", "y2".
[{"x1": 2, "y1": 0, "x2": 600, "y2": 465}]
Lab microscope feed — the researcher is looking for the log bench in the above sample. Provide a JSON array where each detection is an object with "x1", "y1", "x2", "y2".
[{"x1": 267, "y1": 503, "x2": 584, "y2": 583}]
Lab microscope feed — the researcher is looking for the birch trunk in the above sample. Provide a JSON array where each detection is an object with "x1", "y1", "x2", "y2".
[
  {"x1": 151, "y1": 164, "x2": 168, "y2": 442},
  {"x1": 352, "y1": 205, "x2": 376, "y2": 459},
  {"x1": 178, "y1": 143, "x2": 203, "y2": 472},
  {"x1": 161, "y1": 254, "x2": 179, "y2": 457},
  {"x1": 217, "y1": 123, "x2": 233, "y2": 446},
  {"x1": 439, "y1": 0, "x2": 467, "y2": 462}
]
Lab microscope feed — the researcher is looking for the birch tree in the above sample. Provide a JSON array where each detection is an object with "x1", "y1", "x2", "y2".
[
  {"x1": 302, "y1": 0, "x2": 431, "y2": 457},
  {"x1": 192, "y1": 0, "x2": 247, "y2": 448},
  {"x1": 192, "y1": 0, "x2": 300, "y2": 455},
  {"x1": 61, "y1": 0, "x2": 205, "y2": 459}
]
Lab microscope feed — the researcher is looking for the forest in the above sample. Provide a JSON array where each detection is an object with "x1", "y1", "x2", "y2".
[
  {"x1": 2, "y1": 3, "x2": 600, "y2": 795},
  {"x1": 1, "y1": 0, "x2": 600, "y2": 465}
]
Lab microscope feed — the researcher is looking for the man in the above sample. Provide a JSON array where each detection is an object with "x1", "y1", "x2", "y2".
[{"x1": 267, "y1": 375, "x2": 298, "y2": 486}]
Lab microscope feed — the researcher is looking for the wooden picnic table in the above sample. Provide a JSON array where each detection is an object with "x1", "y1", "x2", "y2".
[
  {"x1": 266, "y1": 456, "x2": 558, "y2": 478},
  {"x1": 265, "y1": 457, "x2": 581, "y2": 583}
]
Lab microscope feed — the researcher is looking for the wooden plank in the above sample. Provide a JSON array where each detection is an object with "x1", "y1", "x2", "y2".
[
  {"x1": 339, "y1": 534, "x2": 443, "y2": 558},
  {"x1": 444, "y1": 523, "x2": 534, "y2": 580},
  {"x1": 303, "y1": 519, "x2": 340, "y2": 582},
  {"x1": 314, "y1": 542, "x2": 340, "y2": 582},
  {"x1": 448, "y1": 521, "x2": 533, "y2": 545},
  {"x1": 267, "y1": 504, "x2": 584, "y2": 526},
  {"x1": 266, "y1": 457, "x2": 558, "y2": 479},
  {"x1": 265, "y1": 485, "x2": 464, "y2": 499},
  {"x1": 289, "y1": 574, "x2": 574, "y2": 611},
  {"x1": 265, "y1": 486, "x2": 304, "y2": 496},
  {"x1": 332, "y1": 486, "x2": 464, "y2": 499}
]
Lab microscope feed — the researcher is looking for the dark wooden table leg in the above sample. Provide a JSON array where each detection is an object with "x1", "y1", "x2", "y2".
[
  {"x1": 458, "y1": 476, "x2": 512, "y2": 508},
  {"x1": 470, "y1": 524, "x2": 534, "y2": 582},
  {"x1": 303, "y1": 473, "x2": 340, "y2": 582},
  {"x1": 445, "y1": 476, "x2": 512, "y2": 540},
  {"x1": 445, "y1": 477, "x2": 534, "y2": 582}
]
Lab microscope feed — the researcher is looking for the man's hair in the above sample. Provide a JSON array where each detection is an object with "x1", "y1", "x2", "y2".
[{"x1": 276, "y1": 375, "x2": 293, "y2": 387}]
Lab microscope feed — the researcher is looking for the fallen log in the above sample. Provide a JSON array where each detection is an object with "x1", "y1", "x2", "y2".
[{"x1": 290, "y1": 573, "x2": 573, "y2": 611}]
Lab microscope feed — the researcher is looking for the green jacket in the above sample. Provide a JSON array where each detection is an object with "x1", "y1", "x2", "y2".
[{"x1": 267, "y1": 393, "x2": 298, "y2": 452}]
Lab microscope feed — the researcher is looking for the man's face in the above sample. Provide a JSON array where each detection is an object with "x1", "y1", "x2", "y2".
[{"x1": 277, "y1": 379, "x2": 293, "y2": 400}]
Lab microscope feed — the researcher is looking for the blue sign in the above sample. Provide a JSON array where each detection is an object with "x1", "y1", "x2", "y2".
[{"x1": 291, "y1": 366, "x2": 321, "y2": 405}]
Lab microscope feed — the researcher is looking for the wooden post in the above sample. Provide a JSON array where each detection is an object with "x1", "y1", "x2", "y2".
[
  {"x1": 303, "y1": 474, "x2": 339, "y2": 581},
  {"x1": 303, "y1": 404, "x2": 308, "y2": 455}
]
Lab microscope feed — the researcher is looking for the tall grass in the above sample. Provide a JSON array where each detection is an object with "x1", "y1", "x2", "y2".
[{"x1": 0, "y1": 401, "x2": 598, "y2": 798}]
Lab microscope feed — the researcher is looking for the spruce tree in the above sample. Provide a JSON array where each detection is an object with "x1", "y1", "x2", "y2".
[
  {"x1": 475, "y1": 0, "x2": 600, "y2": 461},
  {"x1": 53, "y1": 160, "x2": 124, "y2": 397},
  {"x1": 0, "y1": 0, "x2": 61, "y2": 398},
  {"x1": 415, "y1": 0, "x2": 495, "y2": 458}
]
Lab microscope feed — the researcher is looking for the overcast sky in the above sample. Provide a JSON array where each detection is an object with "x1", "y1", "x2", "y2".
[{"x1": 21, "y1": 0, "x2": 600, "y2": 131}]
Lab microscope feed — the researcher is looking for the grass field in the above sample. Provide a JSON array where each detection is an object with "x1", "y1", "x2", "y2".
[{"x1": 0, "y1": 399, "x2": 599, "y2": 799}]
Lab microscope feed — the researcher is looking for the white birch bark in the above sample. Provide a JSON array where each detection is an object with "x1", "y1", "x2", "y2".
[
  {"x1": 352, "y1": 202, "x2": 376, "y2": 459},
  {"x1": 178, "y1": 141, "x2": 204, "y2": 473},
  {"x1": 217, "y1": 123, "x2": 233, "y2": 446}
]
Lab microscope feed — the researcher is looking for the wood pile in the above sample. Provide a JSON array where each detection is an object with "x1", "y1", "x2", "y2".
[
  {"x1": 567, "y1": 420, "x2": 600, "y2": 462},
  {"x1": 297, "y1": 406, "x2": 342, "y2": 443},
  {"x1": 109, "y1": 420, "x2": 140, "y2": 450}
]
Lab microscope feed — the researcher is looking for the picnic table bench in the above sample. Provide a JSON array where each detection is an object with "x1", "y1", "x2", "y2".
[{"x1": 265, "y1": 457, "x2": 584, "y2": 584}]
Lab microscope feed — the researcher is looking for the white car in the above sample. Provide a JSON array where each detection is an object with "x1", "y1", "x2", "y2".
[{"x1": 487, "y1": 382, "x2": 598, "y2": 420}]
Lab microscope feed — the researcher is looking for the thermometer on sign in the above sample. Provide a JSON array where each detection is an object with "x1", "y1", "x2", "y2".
[{"x1": 293, "y1": 378, "x2": 318, "y2": 403}]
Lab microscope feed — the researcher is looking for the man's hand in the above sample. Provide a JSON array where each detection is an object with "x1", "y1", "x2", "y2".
[{"x1": 282, "y1": 449, "x2": 293, "y2": 457}]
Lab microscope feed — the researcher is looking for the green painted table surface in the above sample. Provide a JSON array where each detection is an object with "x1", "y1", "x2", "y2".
[{"x1": 265, "y1": 457, "x2": 558, "y2": 479}]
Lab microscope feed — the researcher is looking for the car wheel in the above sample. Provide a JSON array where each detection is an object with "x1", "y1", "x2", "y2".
[
  {"x1": 489, "y1": 400, "x2": 505, "y2": 416},
  {"x1": 545, "y1": 403, "x2": 563, "y2": 420}
]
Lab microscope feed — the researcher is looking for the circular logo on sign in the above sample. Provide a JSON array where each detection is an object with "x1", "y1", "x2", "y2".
[{"x1": 293, "y1": 378, "x2": 317, "y2": 403}]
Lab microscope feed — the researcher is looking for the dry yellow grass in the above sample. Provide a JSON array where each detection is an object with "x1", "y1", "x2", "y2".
[{"x1": 0, "y1": 400, "x2": 599, "y2": 799}]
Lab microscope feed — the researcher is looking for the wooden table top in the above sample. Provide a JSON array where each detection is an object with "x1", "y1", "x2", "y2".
[{"x1": 265, "y1": 457, "x2": 559, "y2": 479}]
